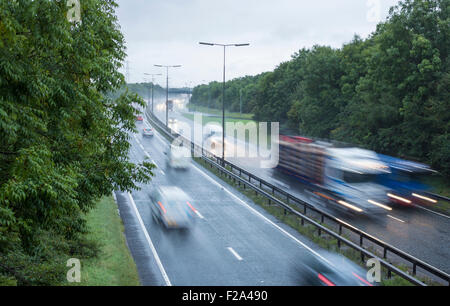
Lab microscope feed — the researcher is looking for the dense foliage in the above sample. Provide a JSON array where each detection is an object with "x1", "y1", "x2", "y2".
[
  {"x1": 0, "y1": 0, "x2": 154, "y2": 285},
  {"x1": 190, "y1": 0, "x2": 449, "y2": 176}
]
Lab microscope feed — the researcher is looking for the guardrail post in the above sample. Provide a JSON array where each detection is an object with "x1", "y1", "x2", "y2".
[
  {"x1": 412, "y1": 263, "x2": 417, "y2": 276},
  {"x1": 360, "y1": 236, "x2": 363, "y2": 247}
]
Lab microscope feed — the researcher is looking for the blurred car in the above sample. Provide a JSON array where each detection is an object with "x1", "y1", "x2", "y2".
[
  {"x1": 136, "y1": 115, "x2": 144, "y2": 122},
  {"x1": 168, "y1": 143, "x2": 191, "y2": 169},
  {"x1": 300, "y1": 250, "x2": 375, "y2": 286},
  {"x1": 143, "y1": 127, "x2": 154, "y2": 137},
  {"x1": 168, "y1": 117, "x2": 177, "y2": 125},
  {"x1": 150, "y1": 186, "x2": 196, "y2": 229}
]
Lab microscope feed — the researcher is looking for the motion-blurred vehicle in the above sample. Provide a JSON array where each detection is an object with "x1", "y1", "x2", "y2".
[
  {"x1": 276, "y1": 135, "x2": 392, "y2": 214},
  {"x1": 150, "y1": 186, "x2": 196, "y2": 229},
  {"x1": 168, "y1": 142, "x2": 191, "y2": 169},
  {"x1": 168, "y1": 100, "x2": 174, "y2": 111},
  {"x1": 300, "y1": 251, "x2": 375, "y2": 286},
  {"x1": 143, "y1": 127, "x2": 154, "y2": 137},
  {"x1": 168, "y1": 117, "x2": 177, "y2": 125},
  {"x1": 136, "y1": 115, "x2": 144, "y2": 122},
  {"x1": 376, "y1": 154, "x2": 437, "y2": 206},
  {"x1": 203, "y1": 125, "x2": 225, "y2": 155}
]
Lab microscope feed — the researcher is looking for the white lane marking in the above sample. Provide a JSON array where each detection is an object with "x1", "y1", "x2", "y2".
[
  {"x1": 149, "y1": 117, "x2": 332, "y2": 265},
  {"x1": 195, "y1": 210, "x2": 205, "y2": 219},
  {"x1": 413, "y1": 204, "x2": 450, "y2": 219},
  {"x1": 139, "y1": 143, "x2": 145, "y2": 150},
  {"x1": 127, "y1": 192, "x2": 172, "y2": 286},
  {"x1": 159, "y1": 169, "x2": 165, "y2": 175},
  {"x1": 388, "y1": 214, "x2": 405, "y2": 223},
  {"x1": 227, "y1": 247, "x2": 243, "y2": 261},
  {"x1": 191, "y1": 163, "x2": 332, "y2": 265}
]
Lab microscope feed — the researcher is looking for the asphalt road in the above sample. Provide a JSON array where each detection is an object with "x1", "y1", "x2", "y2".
[
  {"x1": 151, "y1": 98, "x2": 450, "y2": 274},
  {"x1": 115, "y1": 114, "x2": 370, "y2": 286}
]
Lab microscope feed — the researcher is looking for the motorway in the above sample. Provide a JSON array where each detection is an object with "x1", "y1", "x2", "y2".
[
  {"x1": 150, "y1": 96, "x2": 450, "y2": 274},
  {"x1": 114, "y1": 113, "x2": 369, "y2": 286}
]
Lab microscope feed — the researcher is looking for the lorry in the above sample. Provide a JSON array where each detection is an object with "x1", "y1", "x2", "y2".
[
  {"x1": 376, "y1": 154, "x2": 437, "y2": 206},
  {"x1": 276, "y1": 135, "x2": 392, "y2": 214}
]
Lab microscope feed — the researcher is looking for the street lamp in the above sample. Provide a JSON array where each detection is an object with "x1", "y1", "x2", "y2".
[
  {"x1": 144, "y1": 73, "x2": 162, "y2": 114},
  {"x1": 199, "y1": 42, "x2": 250, "y2": 163},
  {"x1": 154, "y1": 64, "x2": 182, "y2": 126}
]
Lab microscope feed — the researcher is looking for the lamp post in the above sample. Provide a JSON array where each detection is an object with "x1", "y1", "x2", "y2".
[
  {"x1": 154, "y1": 64, "x2": 182, "y2": 126},
  {"x1": 144, "y1": 73, "x2": 162, "y2": 114},
  {"x1": 199, "y1": 42, "x2": 249, "y2": 163}
]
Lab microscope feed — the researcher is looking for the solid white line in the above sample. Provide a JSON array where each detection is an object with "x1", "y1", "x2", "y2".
[
  {"x1": 191, "y1": 163, "x2": 332, "y2": 265},
  {"x1": 127, "y1": 192, "x2": 172, "y2": 286},
  {"x1": 227, "y1": 247, "x2": 243, "y2": 261},
  {"x1": 388, "y1": 214, "x2": 405, "y2": 223},
  {"x1": 413, "y1": 204, "x2": 450, "y2": 219}
]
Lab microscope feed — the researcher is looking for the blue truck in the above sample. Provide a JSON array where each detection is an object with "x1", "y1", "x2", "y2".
[{"x1": 376, "y1": 154, "x2": 438, "y2": 206}]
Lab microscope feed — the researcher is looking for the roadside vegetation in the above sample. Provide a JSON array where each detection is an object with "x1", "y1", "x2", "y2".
[
  {"x1": 72, "y1": 196, "x2": 140, "y2": 286},
  {"x1": 0, "y1": 1, "x2": 154, "y2": 285},
  {"x1": 190, "y1": 0, "x2": 450, "y2": 179},
  {"x1": 185, "y1": 104, "x2": 254, "y2": 120}
]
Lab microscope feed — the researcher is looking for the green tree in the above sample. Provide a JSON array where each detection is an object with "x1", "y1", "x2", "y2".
[{"x1": 0, "y1": 0, "x2": 154, "y2": 285}]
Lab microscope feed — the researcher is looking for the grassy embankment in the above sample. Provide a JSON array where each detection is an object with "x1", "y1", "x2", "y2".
[
  {"x1": 186, "y1": 104, "x2": 254, "y2": 120},
  {"x1": 70, "y1": 196, "x2": 140, "y2": 286}
]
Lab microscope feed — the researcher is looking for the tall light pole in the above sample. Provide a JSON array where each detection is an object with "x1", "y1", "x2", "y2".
[
  {"x1": 199, "y1": 42, "x2": 250, "y2": 163},
  {"x1": 154, "y1": 64, "x2": 182, "y2": 126},
  {"x1": 144, "y1": 73, "x2": 162, "y2": 114}
]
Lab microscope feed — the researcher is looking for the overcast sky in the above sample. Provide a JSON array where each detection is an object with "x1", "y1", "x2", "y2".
[{"x1": 116, "y1": 0, "x2": 401, "y2": 87}]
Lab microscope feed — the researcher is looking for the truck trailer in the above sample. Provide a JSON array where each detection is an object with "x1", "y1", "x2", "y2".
[{"x1": 276, "y1": 135, "x2": 393, "y2": 214}]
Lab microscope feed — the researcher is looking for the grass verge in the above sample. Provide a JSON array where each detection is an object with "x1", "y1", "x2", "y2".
[
  {"x1": 72, "y1": 196, "x2": 140, "y2": 286},
  {"x1": 185, "y1": 104, "x2": 254, "y2": 120}
]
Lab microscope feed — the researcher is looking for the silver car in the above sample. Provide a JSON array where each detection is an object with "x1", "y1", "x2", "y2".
[
  {"x1": 143, "y1": 127, "x2": 154, "y2": 137},
  {"x1": 150, "y1": 186, "x2": 196, "y2": 229}
]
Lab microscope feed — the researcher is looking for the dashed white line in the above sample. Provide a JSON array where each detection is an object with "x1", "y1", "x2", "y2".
[
  {"x1": 195, "y1": 210, "x2": 205, "y2": 219},
  {"x1": 127, "y1": 192, "x2": 172, "y2": 286},
  {"x1": 191, "y1": 162, "x2": 332, "y2": 265},
  {"x1": 227, "y1": 247, "x2": 243, "y2": 261},
  {"x1": 388, "y1": 214, "x2": 405, "y2": 223}
]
